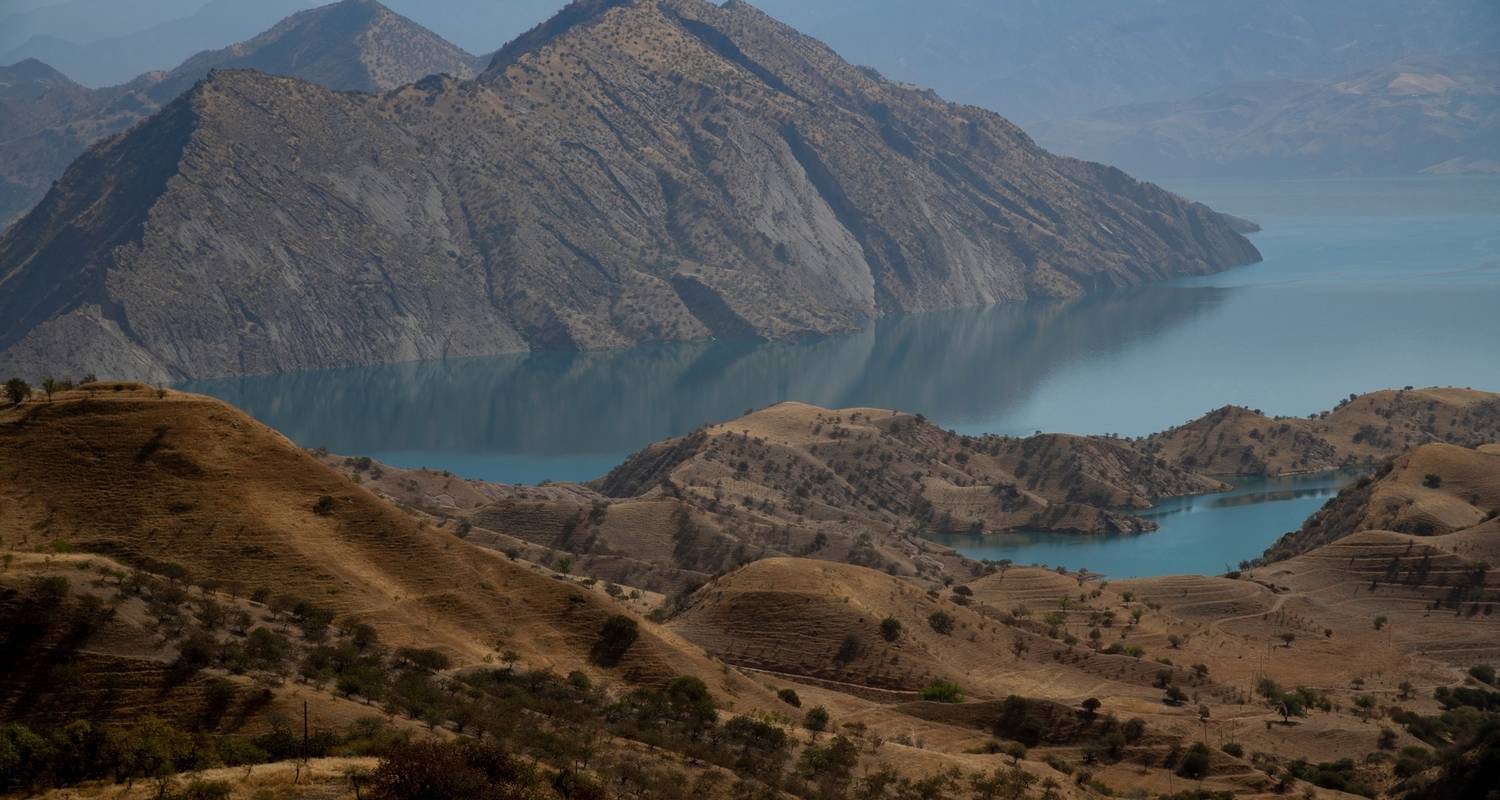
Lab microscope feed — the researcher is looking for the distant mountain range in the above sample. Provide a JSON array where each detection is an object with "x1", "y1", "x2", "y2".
[
  {"x1": 1030, "y1": 54, "x2": 1500, "y2": 178},
  {"x1": 0, "y1": 0, "x2": 1257, "y2": 382},
  {"x1": 4, "y1": 0, "x2": 1494, "y2": 226},
  {"x1": 0, "y1": 0, "x2": 480, "y2": 227}
]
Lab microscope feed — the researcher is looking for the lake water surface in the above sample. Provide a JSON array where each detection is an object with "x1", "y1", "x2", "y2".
[
  {"x1": 184, "y1": 176, "x2": 1500, "y2": 575},
  {"x1": 926, "y1": 472, "x2": 1357, "y2": 578}
]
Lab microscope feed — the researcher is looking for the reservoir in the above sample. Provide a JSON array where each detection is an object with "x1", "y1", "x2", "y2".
[{"x1": 184, "y1": 176, "x2": 1499, "y2": 572}]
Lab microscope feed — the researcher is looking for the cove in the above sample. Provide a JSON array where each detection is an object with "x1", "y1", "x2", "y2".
[
  {"x1": 183, "y1": 176, "x2": 1500, "y2": 488},
  {"x1": 924, "y1": 472, "x2": 1359, "y2": 579}
]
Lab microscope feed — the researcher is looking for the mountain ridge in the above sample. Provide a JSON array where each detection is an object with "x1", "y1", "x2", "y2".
[
  {"x1": 0, "y1": 0, "x2": 479, "y2": 230},
  {"x1": 1033, "y1": 53, "x2": 1500, "y2": 178},
  {"x1": 0, "y1": 0, "x2": 1259, "y2": 382}
]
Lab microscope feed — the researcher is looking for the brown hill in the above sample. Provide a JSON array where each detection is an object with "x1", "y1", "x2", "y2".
[
  {"x1": 595, "y1": 401, "x2": 1223, "y2": 535},
  {"x1": 4, "y1": 386, "x2": 1498, "y2": 799},
  {"x1": 0, "y1": 0, "x2": 1258, "y2": 381},
  {"x1": 1143, "y1": 387, "x2": 1500, "y2": 476},
  {"x1": 1264, "y1": 442, "x2": 1500, "y2": 562},
  {"x1": 0, "y1": 384, "x2": 742, "y2": 698},
  {"x1": 0, "y1": 0, "x2": 478, "y2": 230}
]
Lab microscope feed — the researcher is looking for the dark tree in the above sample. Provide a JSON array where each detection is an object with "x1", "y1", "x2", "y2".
[{"x1": 590, "y1": 615, "x2": 638, "y2": 667}]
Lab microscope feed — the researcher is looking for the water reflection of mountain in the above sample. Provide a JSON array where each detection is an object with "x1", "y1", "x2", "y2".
[{"x1": 183, "y1": 284, "x2": 1226, "y2": 463}]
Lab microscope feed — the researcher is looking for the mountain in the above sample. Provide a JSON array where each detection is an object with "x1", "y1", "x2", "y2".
[
  {"x1": 0, "y1": 0, "x2": 317, "y2": 88},
  {"x1": 0, "y1": 0, "x2": 480, "y2": 230},
  {"x1": 0, "y1": 58, "x2": 114, "y2": 222},
  {"x1": 0, "y1": 58, "x2": 96, "y2": 141},
  {"x1": 1031, "y1": 54, "x2": 1500, "y2": 178},
  {"x1": 745, "y1": 0, "x2": 1500, "y2": 125},
  {"x1": 0, "y1": 0, "x2": 1259, "y2": 383}
]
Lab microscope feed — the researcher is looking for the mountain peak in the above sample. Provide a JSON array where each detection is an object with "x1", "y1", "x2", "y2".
[
  {"x1": 156, "y1": 0, "x2": 478, "y2": 99},
  {"x1": 485, "y1": 0, "x2": 631, "y2": 75},
  {"x1": 0, "y1": 57, "x2": 76, "y2": 86}
]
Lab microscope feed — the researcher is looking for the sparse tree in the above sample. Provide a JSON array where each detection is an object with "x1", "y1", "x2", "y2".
[{"x1": 4, "y1": 378, "x2": 30, "y2": 405}]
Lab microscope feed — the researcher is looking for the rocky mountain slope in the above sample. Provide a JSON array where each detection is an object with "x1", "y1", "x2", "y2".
[
  {"x1": 0, "y1": 0, "x2": 1260, "y2": 382},
  {"x1": 0, "y1": 0, "x2": 478, "y2": 230},
  {"x1": 1032, "y1": 54, "x2": 1500, "y2": 178}
]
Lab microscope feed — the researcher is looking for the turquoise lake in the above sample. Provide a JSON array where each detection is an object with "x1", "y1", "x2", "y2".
[
  {"x1": 184, "y1": 175, "x2": 1500, "y2": 576},
  {"x1": 925, "y1": 472, "x2": 1358, "y2": 578}
]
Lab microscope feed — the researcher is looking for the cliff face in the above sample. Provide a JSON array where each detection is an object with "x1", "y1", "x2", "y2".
[
  {"x1": 0, "y1": 0, "x2": 479, "y2": 230},
  {"x1": 0, "y1": 0, "x2": 1260, "y2": 381}
]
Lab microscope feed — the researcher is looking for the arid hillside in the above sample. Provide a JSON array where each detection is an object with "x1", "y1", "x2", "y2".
[
  {"x1": 1265, "y1": 441, "x2": 1500, "y2": 562},
  {"x1": 0, "y1": 0, "x2": 1259, "y2": 382},
  {"x1": 595, "y1": 401, "x2": 1223, "y2": 534},
  {"x1": 1144, "y1": 387, "x2": 1500, "y2": 476},
  {"x1": 0, "y1": 384, "x2": 739, "y2": 693},
  {"x1": 315, "y1": 390, "x2": 1500, "y2": 594},
  {"x1": 3, "y1": 385, "x2": 1498, "y2": 799}
]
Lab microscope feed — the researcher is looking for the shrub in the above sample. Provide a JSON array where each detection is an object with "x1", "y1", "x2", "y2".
[
  {"x1": 1423, "y1": 473, "x2": 1443, "y2": 489},
  {"x1": 928, "y1": 611, "x2": 955, "y2": 635},
  {"x1": 3, "y1": 378, "x2": 31, "y2": 405},
  {"x1": 368, "y1": 738, "x2": 541, "y2": 800},
  {"x1": 803, "y1": 706, "x2": 830, "y2": 732},
  {"x1": 590, "y1": 615, "x2": 638, "y2": 667},
  {"x1": 1471, "y1": 664, "x2": 1496, "y2": 686},
  {"x1": 395, "y1": 647, "x2": 452, "y2": 672},
  {"x1": 178, "y1": 780, "x2": 232, "y2": 800},
  {"x1": 1221, "y1": 742, "x2": 1244, "y2": 758},
  {"x1": 777, "y1": 688, "x2": 802, "y2": 707},
  {"x1": 1176, "y1": 742, "x2": 1211, "y2": 778},
  {"x1": 312, "y1": 495, "x2": 336, "y2": 515},
  {"x1": 834, "y1": 634, "x2": 861, "y2": 663},
  {"x1": 919, "y1": 680, "x2": 963, "y2": 703},
  {"x1": 880, "y1": 616, "x2": 902, "y2": 641}
]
